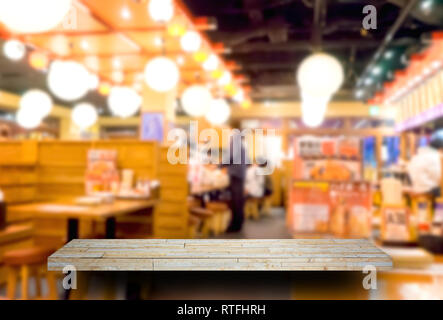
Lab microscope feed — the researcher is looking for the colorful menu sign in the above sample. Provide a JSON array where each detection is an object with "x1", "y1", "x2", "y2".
[
  {"x1": 381, "y1": 206, "x2": 413, "y2": 242},
  {"x1": 85, "y1": 149, "x2": 119, "y2": 194}
]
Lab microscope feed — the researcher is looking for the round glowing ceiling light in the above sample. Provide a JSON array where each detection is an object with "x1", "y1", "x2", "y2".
[
  {"x1": 111, "y1": 70, "x2": 124, "y2": 84},
  {"x1": 302, "y1": 109, "x2": 325, "y2": 128},
  {"x1": 355, "y1": 89, "x2": 365, "y2": 99},
  {"x1": 28, "y1": 51, "x2": 49, "y2": 70},
  {"x1": 148, "y1": 0, "x2": 173, "y2": 23},
  {"x1": 133, "y1": 82, "x2": 143, "y2": 92},
  {"x1": 203, "y1": 54, "x2": 219, "y2": 71},
  {"x1": 47, "y1": 60, "x2": 90, "y2": 101},
  {"x1": 211, "y1": 70, "x2": 223, "y2": 79},
  {"x1": 181, "y1": 85, "x2": 213, "y2": 117},
  {"x1": 19, "y1": 89, "x2": 53, "y2": 119},
  {"x1": 0, "y1": 0, "x2": 72, "y2": 34},
  {"x1": 84, "y1": 56, "x2": 99, "y2": 71},
  {"x1": 301, "y1": 102, "x2": 327, "y2": 128},
  {"x1": 301, "y1": 91, "x2": 331, "y2": 106},
  {"x1": 218, "y1": 71, "x2": 232, "y2": 86},
  {"x1": 153, "y1": 36, "x2": 163, "y2": 47},
  {"x1": 224, "y1": 83, "x2": 237, "y2": 97},
  {"x1": 300, "y1": 92, "x2": 329, "y2": 128},
  {"x1": 432, "y1": 60, "x2": 442, "y2": 70},
  {"x1": 108, "y1": 86, "x2": 142, "y2": 118},
  {"x1": 121, "y1": 6, "x2": 131, "y2": 20},
  {"x1": 144, "y1": 57, "x2": 179, "y2": 92},
  {"x1": 180, "y1": 31, "x2": 202, "y2": 53},
  {"x1": 372, "y1": 66, "x2": 383, "y2": 76},
  {"x1": 241, "y1": 99, "x2": 252, "y2": 109},
  {"x1": 193, "y1": 51, "x2": 208, "y2": 63},
  {"x1": 16, "y1": 108, "x2": 42, "y2": 129},
  {"x1": 3, "y1": 40, "x2": 26, "y2": 61},
  {"x1": 72, "y1": 103, "x2": 98, "y2": 130},
  {"x1": 205, "y1": 99, "x2": 231, "y2": 126},
  {"x1": 168, "y1": 23, "x2": 186, "y2": 37},
  {"x1": 384, "y1": 50, "x2": 394, "y2": 60},
  {"x1": 297, "y1": 53, "x2": 344, "y2": 96},
  {"x1": 176, "y1": 55, "x2": 185, "y2": 65},
  {"x1": 112, "y1": 57, "x2": 122, "y2": 69},
  {"x1": 50, "y1": 35, "x2": 70, "y2": 57},
  {"x1": 233, "y1": 89, "x2": 245, "y2": 103},
  {"x1": 98, "y1": 82, "x2": 112, "y2": 96},
  {"x1": 364, "y1": 77, "x2": 374, "y2": 86},
  {"x1": 134, "y1": 73, "x2": 145, "y2": 83}
]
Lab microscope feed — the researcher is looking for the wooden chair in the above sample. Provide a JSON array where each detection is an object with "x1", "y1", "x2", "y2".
[
  {"x1": 259, "y1": 196, "x2": 272, "y2": 217},
  {"x1": 189, "y1": 207, "x2": 216, "y2": 237},
  {"x1": 206, "y1": 202, "x2": 231, "y2": 234},
  {"x1": 3, "y1": 247, "x2": 58, "y2": 300},
  {"x1": 188, "y1": 214, "x2": 201, "y2": 239},
  {"x1": 245, "y1": 197, "x2": 260, "y2": 220}
]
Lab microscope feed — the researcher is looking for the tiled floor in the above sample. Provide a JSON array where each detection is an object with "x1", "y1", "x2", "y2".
[{"x1": 215, "y1": 208, "x2": 292, "y2": 240}]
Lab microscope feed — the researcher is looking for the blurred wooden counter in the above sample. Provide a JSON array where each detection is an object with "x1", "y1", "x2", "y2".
[
  {"x1": 9, "y1": 199, "x2": 157, "y2": 242},
  {"x1": 9, "y1": 199, "x2": 157, "y2": 220}
]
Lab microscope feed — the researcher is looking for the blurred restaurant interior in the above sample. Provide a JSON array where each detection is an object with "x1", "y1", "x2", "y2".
[{"x1": 0, "y1": 0, "x2": 443, "y2": 300}]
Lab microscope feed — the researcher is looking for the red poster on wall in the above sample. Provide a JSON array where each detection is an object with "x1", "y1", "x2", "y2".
[
  {"x1": 329, "y1": 182, "x2": 372, "y2": 237},
  {"x1": 288, "y1": 181, "x2": 372, "y2": 237},
  {"x1": 289, "y1": 181, "x2": 330, "y2": 233}
]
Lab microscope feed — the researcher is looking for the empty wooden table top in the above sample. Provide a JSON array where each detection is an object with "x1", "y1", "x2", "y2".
[
  {"x1": 48, "y1": 239, "x2": 393, "y2": 271},
  {"x1": 9, "y1": 199, "x2": 157, "y2": 221}
]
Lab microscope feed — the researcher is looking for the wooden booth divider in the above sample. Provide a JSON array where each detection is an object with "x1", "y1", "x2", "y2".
[
  {"x1": 0, "y1": 142, "x2": 38, "y2": 207},
  {"x1": 153, "y1": 147, "x2": 189, "y2": 239},
  {"x1": 0, "y1": 141, "x2": 193, "y2": 248}
]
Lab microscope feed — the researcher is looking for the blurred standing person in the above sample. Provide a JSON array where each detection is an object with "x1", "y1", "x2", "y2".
[
  {"x1": 245, "y1": 163, "x2": 265, "y2": 199},
  {"x1": 221, "y1": 130, "x2": 250, "y2": 232},
  {"x1": 260, "y1": 159, "x2": 274, "y2": 216}
]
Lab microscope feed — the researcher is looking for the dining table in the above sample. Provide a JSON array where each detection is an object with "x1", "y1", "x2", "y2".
[{"x1": 8, "y1": 198, "x2": 158, "y2": 242}]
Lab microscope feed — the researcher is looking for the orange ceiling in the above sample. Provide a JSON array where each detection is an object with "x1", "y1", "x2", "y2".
[{"x1": 0, "y1": 0, "x2": 246, "y2": 98}]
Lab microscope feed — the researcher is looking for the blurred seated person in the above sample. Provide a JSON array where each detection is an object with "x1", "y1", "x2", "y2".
[
  {"x1": 245, "y1": 163, "x2": 265, "y2": 199},
  {"x1": 407, "y1": 130, "x2": 443, "y2": 200}
]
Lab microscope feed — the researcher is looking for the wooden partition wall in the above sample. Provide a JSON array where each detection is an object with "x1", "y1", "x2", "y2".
[
  {"x1": 0, "y1": 140, "x2": 171, "y2": 245},
  {"x1": 0, "y1": 142, "x2": 39, "y2": 214},
  {"x1": 37, "y1": 141, "x2": 158, "y2": 199},
  {"x1": 153, "y1": 147, "x2": 189, "y2": 238},
  {"x1": 0, "y1": 141, "x2": 158, "y2": 201}
]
